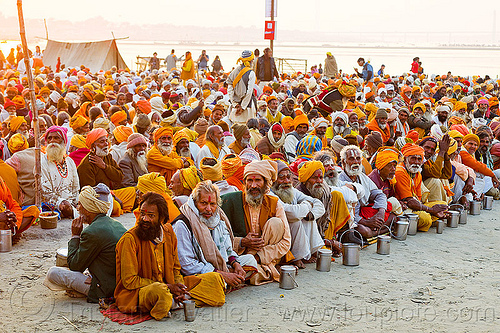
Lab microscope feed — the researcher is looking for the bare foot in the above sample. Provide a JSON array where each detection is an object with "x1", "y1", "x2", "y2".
[
  {"x1": 65, "y1": 290, "x2": 86, "y2": 298},
  {"x1": 303, "y1": 256, "x2": 317, "y2": 264},
  {"x1": 293, "y1": 260, "x2": 306, "y2": 269}
]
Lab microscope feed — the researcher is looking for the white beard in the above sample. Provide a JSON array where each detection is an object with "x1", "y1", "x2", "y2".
[
  {"x1": 345, "y1": 163, "x2": 362, "y2": 177},
  {"x1": 271, "y1": 183, "x2": 294, "y2": 204},
  {"x1": 306, "y1": 181, "x2": 329, "y2": 199},
  {"x1": 95, "y1": 146, "x2": 108, "y2": 157},
  {"x1": 334, "y1": 125, "x2": 345, "y2": 134},
  {"x1": 136, "y1": 151, "x2": 148, "y2": 173},
  {"x1": 179, "y1": 147, "x2": 191, "y2": 158},
  {"x1": 378, "y1": 122, "x2": 387, "y2": 130},
  {"x1": 217, "y1": 137, "x2": 225, "y2": 147},
  {"x1": 240, "y1": 138, "x2": 250, "y2": 146},
  {"x1": 46, "y1": 142, "x2": 66, "y2": 163},
  {"x1": 18, "y1": 130, "x2": 29, "y2": 140},
  {"x1": 324, "y1": 170, "x2": 339, "y2": 187},
  {"x1": 200, "y1": 213, "x2": 220, "y2": 229},
  {"x1": 350, "y1": 123, "x2": 359, "y2": 132},
  {"x1": 405, "y1": 160, "x2": 422, "y2": 175},
  {"x1": 158, "y1": 142, "x2": 173, "y2": 155},
  {"x1": 245, "y1": 187, "x2": 264, "y2": 208}
]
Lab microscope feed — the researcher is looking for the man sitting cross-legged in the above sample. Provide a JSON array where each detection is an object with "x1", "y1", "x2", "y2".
[
  {"x1": 172, "y1": 180, "x2": 258, "y2": 288},
  {"x1": 114, "y1": 192, "x2": 225, "y2": 321}
]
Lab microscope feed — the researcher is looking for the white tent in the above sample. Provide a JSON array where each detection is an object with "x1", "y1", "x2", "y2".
[{"x1": 43, "y1": 39, "x2": 127, "y2": 72}]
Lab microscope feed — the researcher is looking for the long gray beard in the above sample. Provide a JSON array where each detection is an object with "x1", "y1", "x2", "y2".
[
  {"x1": 405, "y1": 160, "x2": 422, "y2": 175},
  {"x1": 158, "y1": 142, "x2": 173, "y2": 155},
  {"x1": 46, "y1": 142, "x2": 66, "y2": 163},
  {"x1": 271, "y1": 183, "x2": 294, "y2": 204},
  {"x1": 324, "y1": 170, "x2": 339, "y2": 187},
  {"x1": 136, "y1": 151, "x2": 148, "y2": 173},
  {"x1": 306, "y1": 181, "x2": 329, "y2": 199},
  {"x1": 200, "y1": 213, "x2": 220, "y2": 229},
  {"x1": 18, "y1": 130, "x2": 29, "y2": 140}
]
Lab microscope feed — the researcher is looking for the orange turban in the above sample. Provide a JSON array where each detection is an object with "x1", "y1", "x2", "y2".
[
  {"x1": 449, "y1": 124, "x2": 469, "y2": 136},
  {"x1": 401, "y1": 143, "x2": 424, "y2": 157},
  {"x1": 365, "y1": 91, "x2": 374, "y2": 99},
  {"x1": 406, "y1": 130, "x2": 419, "y2": 143},
  {"x1": 262, "y1": 86, "x2": 274, "y2": 95},
  {"x1": 179, "y1": 166, "x2": 202, "y2": 191},
  {"x1": 113, "y1": 125, "x2": 133, "y2": 143},
  {"x1": 110, "y1": 111, "x2": 127, "y2": 126},
  {"x1": 153, "y1": 127, "x2": 173, "y2": 143},
  {"x1": 375, "y1": 148, "x2": 399, "y2": 170},
  {"x1": 70, "y1": 115, "x2": 88, "y2": 130},
  {"x1": 173, "y1": 129, "x2": 190, "y2": 146},
  {"x1": 9, "y1": 116, "x2": 26, "y2": 132},
  {"x1": 293, "y1": 114, "x2": 309, "y2": 128},
  {"x1": 298, "y1": 160, "x2": 325, "y2": 183},
  {"x1": 448, "y1": 116, "x2": 466, "y2": 126},
  {"x1": 70, "y1": 134, "x2": 88, "y2": 149},
  {"x1": 222, "y1": 154, "x2": 243, "y2": 178},
  {"x1": 462, "y1": 133, "x2": 480, "y2": 146},
  {"x1": 136, "y1": 100, "x2": 152, "y2": 114},
  {"x1": 8, "y1": 133, "x2": 28, "y2": 153},
  {"x1": 489, "y1": 97, "x2": 499, "y2": 107},
  {"x1": 338, "y1": 82, "x2": 357, "y2": 97},
  {"x1": 86, "y1": 128, "x2": 108, "y2": 148},
  {"x1": 281, "y1": 116, "x2": 293, "y2": 130}
]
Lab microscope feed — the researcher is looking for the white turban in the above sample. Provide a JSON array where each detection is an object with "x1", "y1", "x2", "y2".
[
  {"x1": 79, "y1": 184, "x2": 111, "y2": 214},
  {"x1": 331, "y1": 111, "x2": 348, "y2": 125}
]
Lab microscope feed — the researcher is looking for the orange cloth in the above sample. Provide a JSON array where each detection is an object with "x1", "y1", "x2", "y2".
[
  {"x1": 73, "y1": 101, "x2": 92, "y2": 120},
  {"x1": 113, "y1": 125, "x2": 133, "y2": 143},
  {"x1": 0, "y1": 176, "x2": 22, "y2": 227},
  {"x1": 394, "y1": 163, "x2": 422, "y2": 200},
  {"x1": 0, "y1": 160, "x2": 20, "y2": 204},
  {"x1": 292, "y1": 114, "x2": 309, "y2": 128},
  {"x1": 401, "y1": 143, "x2": 424, "y2": 157},
  {"x1": 459, "y1": 150, "x2": 495, "y2": 178},
  {"x1": 153, "y1": 127, "x2": 173, "y2": 142},
  {"x1": 9, "y1": 116, "x2": 26, "y2": 132},
  {"x1": 110, "y1": 111, "x2": 127, "y2": 126},
  {"x1": 8, "y1": 133, "x2": 28, "y2": 153},
  {"x1": 86, "y1": 128, "x2": 108, "y2": 148},
  {"x1": 136, "y1": 100, "x2": 152, "y2": 115},
  {"x1": 298, "y1": 160, "x2": 324, "y2": 183},
  {"x1": 375, "y1": 148, "x2": 399, "y2": 170},
  {"x1": 366, "y1": 118, "x2": 391, "y2": 143},
  {"x1": 146, "y1": 146, "x2": 183, "y2": 185},
  {"x1": 70, "y1": 115, "x2": 88, "y2": 130}
]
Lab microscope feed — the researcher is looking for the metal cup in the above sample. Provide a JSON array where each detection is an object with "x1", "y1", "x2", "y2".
[
  {"x1": 376, "y1": 235, "x2": 390, "y2": 255},
  {"x1": 436, "y1": 219, "x2": 445, "y2": 234},
  {"x1": 447, "y1": 210, "x2": 459, "y2": 228},
  {"x1": 483, "y1": 196, "x2": 493, "y2": 210},
  {"x1": 183, "y1": 300, "x2": 196, "y2": 322},
  {"x1": 405, "y1": 214, "x2": 419, "y2": 235},
  {"x1": 316, "y1": 249, "x2": 332, "y2": 272},
  {"x1": 0, "y1": 230, "x2": 12, "y2": 252},
  {"x1": 394, "y1": 221, "x2": 409, "y2": 241}
]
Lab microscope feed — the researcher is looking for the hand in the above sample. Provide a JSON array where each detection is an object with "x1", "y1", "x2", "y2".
[
  {"x1": 304, "y1": 212, "x2": 314, "y2": 221},
  {"x1": 359, "y1": 127, "x2": 369, "y2": 137},
  {"x1": 232, "y1": 262, "x2": 246, "y2": 279},
  {"x1": 89, "y1": 154, "x2": 106, "y2": 169},
  {"x1": 0, "y1": 210, "x2": 18, "y2": 231},
  {"x1": 71, "y1": 216, "x2": 84, "y2": 236},
  {"x1": 241, "y1": 233, "x2": 265, "y2": 251},
  {"x1": 167, "y1": 283, "x2": 189, "y2": 302},
  {"x1": 463, "y1": 177, "x2": 475, "y2": 194},
  {"x1": 219, "y1": 270, "x2": 244, "y2": 287},
  {"x1": 492, "y1": 176, "x2": 500, "y2": 188},
  {"x1": 360, "y1": 217, "x2": 384, "y2": 231},
  {"x1": 429, "y1": 204, "x2": 448, "y2": 218},
  {"x1": 438, "y1": 134, "x2": 451, "y2": 155},
  {"x1": 197, "y1": 99, "x2": 205, "y2": 109}
]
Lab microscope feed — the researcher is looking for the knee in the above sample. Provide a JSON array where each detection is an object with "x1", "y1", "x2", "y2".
[
  {"x1": 417, "y1": 213, "x2": 432, "y2": 232},
  {"x1": 46, "y1": 266, "x2": 62, "y2": 283}
]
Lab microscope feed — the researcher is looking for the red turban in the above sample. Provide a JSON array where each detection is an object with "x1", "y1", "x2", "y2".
[{"x1": 449, "y1": 124, "x2": 469, "y2": 136}]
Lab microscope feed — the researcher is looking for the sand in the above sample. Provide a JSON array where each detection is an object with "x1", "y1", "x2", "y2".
[{"x1": 0, "y1": 207, "x2": 498, "y2": 333}]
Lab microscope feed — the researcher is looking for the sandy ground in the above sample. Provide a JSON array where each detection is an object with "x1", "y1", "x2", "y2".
[{"x1": 0, "y1": 206, "x2": 499, "y2": 333}]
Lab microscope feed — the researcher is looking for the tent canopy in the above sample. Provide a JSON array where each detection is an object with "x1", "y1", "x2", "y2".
[{"x1": 43, "y1": 39, "x2": 127, "y2": 72}]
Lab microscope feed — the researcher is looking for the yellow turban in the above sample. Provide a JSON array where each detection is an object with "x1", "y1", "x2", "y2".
[
  {"x1": 70, "y1": 115, "x2": 88, "y2": 130},
  {"x1": 179, "y1": 166, "x2": 202, "y2": 191},
  {"x1": 237, "y1": 51, "x2": 254, "y2": 67},
  {"x1": 173, "y1": 129, "x2": 190, "y2": 147},
  {"x1": 70, "y1": 134, "x2": 88, "y2": 149},
  {"x1": 365, "y1": 103, "x2": 379, "y2": 121},
  {"x1": 454, "y1": 101, "x2": 467, "y2": 111},
  {"x1": 293, "y1": 114, "x2": 309, "y2": 128},
  {"x1": 462, "y1": 133, "x2": 480, "y2": 146},
  {"x1": 9, "y1": 116, "x2": 26, "y2": 132},
  {"x1": 244, "y1": 160, "x2": 278, "y2": 183},
  {"x1": 375, "y1": 148, "x2": 399, "y2": 170},
  {"x1": 8, "y1": 133, "x2": 28, "y2": 153},
  {"x1": 298, "y1": 160, "x2": 325, "y2": 183},
  {"x1": 448, "y1": 130, "x2": 463, "y2": 139},
  {"x1": 437, "y1": 138, "x2": 457, "y2": 155},
  {"x1": 200, "y1": 157, "x2": 223, "y2": 182},
  {"x1": 79, "y1": 185, "x2": 111, "y2": 214},
  {"x1": 110, "y1": 111, "x2": 127, "y2": 126},
  {"x1": 338, "y1": 82, "x2": 357, "y2": 97},
  {"x1": 281, "y1": 116, "x2": 293, "y2": 130},
  {"x1": 113, "y1": 125, "x2": 133, "y2": 143},
  {"x1": 137, "y1": 172, "x2": 167, "y2": 194}
]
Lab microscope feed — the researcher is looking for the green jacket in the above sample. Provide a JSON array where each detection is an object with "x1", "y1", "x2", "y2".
[{"x1": 67, "y1": 214, "x2": 127, "y2": 303}]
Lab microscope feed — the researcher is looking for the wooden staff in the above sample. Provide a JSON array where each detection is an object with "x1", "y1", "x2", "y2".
[{"x1": 17, "y1": 0, "x2": 41, "y2": 208}]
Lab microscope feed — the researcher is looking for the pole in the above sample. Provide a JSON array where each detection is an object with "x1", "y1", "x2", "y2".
[
  {"x1": 44, "y1": 18, "x2": 48, "y2": 40},
  {"x1": 270, "y1": 0, "x2": 274, "y2": 53},
  {"x1": 17, "y1": 0, "x2": 41, "y2": 209}
]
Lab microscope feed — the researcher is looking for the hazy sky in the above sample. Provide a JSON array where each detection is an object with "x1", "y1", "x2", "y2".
[{"x1": 2, "y1": 0, "x2": 499, "y2": 33}]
